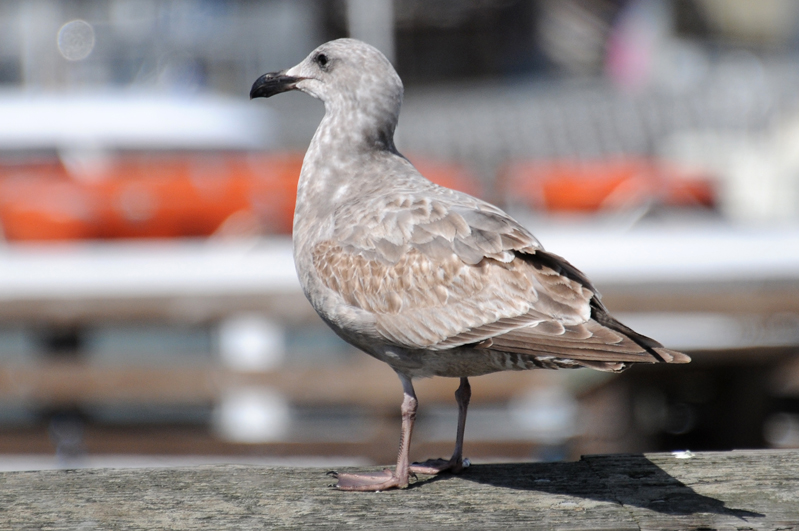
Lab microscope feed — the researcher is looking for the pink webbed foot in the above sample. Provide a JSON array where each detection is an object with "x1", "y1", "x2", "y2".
[
  {"x1": 329, "y1": 469, "x2": 409, "y2": 491},
  {"x1": 410, "y1": 456, "x2": 471, "y2": 476}
]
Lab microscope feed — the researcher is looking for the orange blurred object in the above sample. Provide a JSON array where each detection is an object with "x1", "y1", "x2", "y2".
[
  {"x1": 499, "y1": 158, "x2": 716, "y2": 213},
  {"x1": 0, "y1": 153, "x2": 481, "y2": 242}
]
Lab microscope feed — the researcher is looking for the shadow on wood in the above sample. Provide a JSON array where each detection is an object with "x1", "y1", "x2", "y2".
[{"x1": 425, "y1": 454, "x2": 763, "y2": 519}]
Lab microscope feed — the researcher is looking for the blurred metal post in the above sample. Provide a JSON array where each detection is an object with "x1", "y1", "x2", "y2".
[
  {"x1": 346, "y1": 0, "x2": 395, "y2": 64},
  {"x1": 215, "y1": 314, "x2": 290, "y2": 443},
  {"x1": 19, "y1": 0, "x2": 61, "y2": 89}
]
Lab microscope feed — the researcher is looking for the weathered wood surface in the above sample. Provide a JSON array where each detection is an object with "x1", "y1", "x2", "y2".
[{"x1": 0, "y1": 450, "x2": 795, "y2": 530}]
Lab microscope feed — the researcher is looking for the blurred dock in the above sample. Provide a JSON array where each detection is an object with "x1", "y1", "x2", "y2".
[
  {"x1": 2, "y1": 0, "x2": 799, "y2": 471},
  {"x1": 1, "y1": 225, "x2": 798, "y2": 466}
]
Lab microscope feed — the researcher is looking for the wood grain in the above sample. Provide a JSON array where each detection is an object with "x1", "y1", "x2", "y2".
[{"x1": 0, "y1": 450, "x2": 794, "y2": 530}]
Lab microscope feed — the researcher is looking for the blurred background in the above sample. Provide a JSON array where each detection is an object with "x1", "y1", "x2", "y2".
[{"x1": 1, "y1": 0, "x2": 799, "y2": 472}]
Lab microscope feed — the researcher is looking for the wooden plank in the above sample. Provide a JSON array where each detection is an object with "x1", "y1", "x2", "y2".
[
  {"x1": 585, "y1": 451, "x2": 795, "y2": 529},
  {"x1": 0, "y1": 357, "x2": 557, "y2": 407},
  {"x1": 3, "y1": 347, "x2": 791, "y2": 410},
  {"x1": 0, "y1": 425, "x2": 542, "y2": 463},
  {"x1": 0, "y1": 449, "x2": 795, "y2": 530}
]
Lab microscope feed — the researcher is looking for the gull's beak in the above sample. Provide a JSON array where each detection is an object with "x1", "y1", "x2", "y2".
[{"x1": 250, "y1": 71, "x2": 303, "y2": 99}]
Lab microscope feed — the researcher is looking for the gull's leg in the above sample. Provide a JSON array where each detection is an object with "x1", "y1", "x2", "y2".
[
  {"x1": 410, "y1": 377, "x2": 471, "y2": 475},
  {"x1": 333, "y1": 372, "x2": 417, "y2": 491}
]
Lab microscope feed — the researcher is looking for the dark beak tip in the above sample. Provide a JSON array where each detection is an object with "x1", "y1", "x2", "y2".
[{"x1": 250, "y1": 72, "x2": 300, "y2": 100}]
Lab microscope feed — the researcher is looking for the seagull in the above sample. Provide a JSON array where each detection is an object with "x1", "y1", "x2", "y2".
[{"x1": 250, "y1": 38, "x2": 690, "y2": 492}]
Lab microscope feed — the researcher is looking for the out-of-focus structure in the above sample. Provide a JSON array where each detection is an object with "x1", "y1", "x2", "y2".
[{"x1": 1, "y1": 0, "x2": 799, "y2": 470}]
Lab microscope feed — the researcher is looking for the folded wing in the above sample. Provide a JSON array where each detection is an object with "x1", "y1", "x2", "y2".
[{"x1": 312, "y1": 188, "x2": 689, "y2": 369}]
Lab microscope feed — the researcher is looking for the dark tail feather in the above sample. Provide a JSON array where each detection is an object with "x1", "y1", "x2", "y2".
[{"x1": 592, "y1": 304, "x2": 691, "y2": 364}]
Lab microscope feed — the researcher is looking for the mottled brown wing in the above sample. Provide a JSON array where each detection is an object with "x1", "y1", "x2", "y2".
[
  {"x1": 312, "y1": 191, "x2": 685, "y2": 365},
  {"x1": 312, "y1": 193, "x2": 551, "y2": 348}
]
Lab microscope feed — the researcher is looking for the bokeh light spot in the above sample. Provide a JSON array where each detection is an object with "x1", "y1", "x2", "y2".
[{"x1": 57, "y1": 20, "x2": 95, "y2": 61}]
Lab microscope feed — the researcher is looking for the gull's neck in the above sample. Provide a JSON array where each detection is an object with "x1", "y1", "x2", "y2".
[
  {"x1": 312, "y1": 96, "x2": 399, "y2": 157},
  {"x1": 294, "y1": 96, "x2": 401, "y2": 228}
]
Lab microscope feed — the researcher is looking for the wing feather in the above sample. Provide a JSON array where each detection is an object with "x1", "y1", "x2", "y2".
[{"x1": 313, "y1": 190, "x2": 688, "y2": 366}]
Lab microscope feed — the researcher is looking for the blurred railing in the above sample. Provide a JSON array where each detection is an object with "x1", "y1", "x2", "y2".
[{"x1": 1, "y1": 224, "x2": 798, "y2": 464}]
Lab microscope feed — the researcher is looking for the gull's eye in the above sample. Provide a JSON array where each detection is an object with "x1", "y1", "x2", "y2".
[{"x1": 316, "y1": 53, "x2": 329, "y2": 68}]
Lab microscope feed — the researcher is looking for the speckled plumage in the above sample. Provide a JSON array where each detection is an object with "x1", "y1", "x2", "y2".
[{"x1": 251, "y1": 38, "x2": 689, "y2": 491}]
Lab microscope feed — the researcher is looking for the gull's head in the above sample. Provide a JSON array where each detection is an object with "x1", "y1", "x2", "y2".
[{"x1": 250, "y1": 39, "x2": 403, "y2": 124}]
